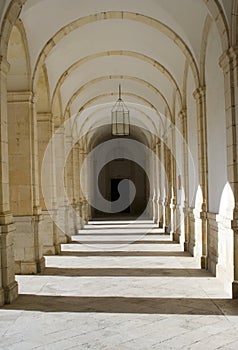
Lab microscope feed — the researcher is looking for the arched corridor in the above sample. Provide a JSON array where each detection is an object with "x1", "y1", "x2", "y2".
[{"x1": 0, "y1": 0, "x2": 238, "y2": 348}]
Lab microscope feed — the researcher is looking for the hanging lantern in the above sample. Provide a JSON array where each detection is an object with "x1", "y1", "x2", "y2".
[{"x1": 111, "y1": 84, "x2": 130, "y2": 136}]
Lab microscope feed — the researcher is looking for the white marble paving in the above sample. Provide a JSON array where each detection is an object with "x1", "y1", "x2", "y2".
[{"x1": 1, "y1": 220, "x2": 238, "y2": 349}]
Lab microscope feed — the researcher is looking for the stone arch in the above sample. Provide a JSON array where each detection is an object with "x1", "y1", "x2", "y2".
[
  {"x1": 0, "y1": 0, "x2": 26, "y2": 59},
  {"x1": 182, "y1": 60, "x2": 189, "y2": 108},
  {"x1": 35, "y1": 64, "x2": 50, "y2": 113},
  {"x1": 7, "y1": 19, "x2": 31, "y2": 91},
  {"x1": 77, "y1": 104, "x2": 159, "y2": 145},
  {"x1": 51, "y1": 50, "x2": 182, "y2": 110},
  {"x1": 232, "y1": 0, "x2": 238, "y2": 46},
  {"x1": 75, "y1": 93, "x2": 169, "y2": 120},
  {"x1": 203, "y1": 0, "x2": 230, "y2": 50},
  {"x1": 63, "y1": 75, "x2": 173, "y2": 122},
  {"x1": 32, "y1": 11, "x2": 200, "y2": 91},
  {"x1": 200, "y1": 14, "x2": 213, "y2": 87}
]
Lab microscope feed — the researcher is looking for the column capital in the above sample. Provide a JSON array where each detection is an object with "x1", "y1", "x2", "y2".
[
  {"x1": 37, "y1": 112, "x2": 52, "y2": 123},
  {"x1": 178, "y1": 109, "x2": 187, "y2": 121},
  {"x1": 0, "y1": 211, "x2": 14, "y2": 225},
  {"x1": 193, "y1": 86, "x2": 206, "y2": 102},
  {"x1": 79, "y1": 147, "x2": 86, "y2": 154},
  {"x1": 156, "y1": 138, "x2": 161, "y2": 146},
  {"x1": 219, "y1": 46, "x2": 238, "y2": 71},
  {"x1": 7, "y1": 91, "x2": 35, "y2": 104}
]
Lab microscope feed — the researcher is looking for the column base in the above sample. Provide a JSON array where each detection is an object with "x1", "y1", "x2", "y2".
[
  {"x1": 188, "y1": 241, "x2": 195, "y2": 256},
  {"x1": 201, "y1": 255, "x2": 208, "y2": 269},
  {"x1": 184, "y1": 241, "x2": 189, "y2": 251},
  {"x1": 157, "y1": 220, "x2": 163, "y2": 228},
  {"x1": 153, "y1": 215, "x2": 158, "y2": 224},
  {"x1": 3, "y1": 281, "x2": 18, "y2": 304},
  {"x1": 41, "y1": 212, "x2": 57, "y2": 256},
  {"x1": 0, "y1": 218, "x2": 19, "y2": 304},
  {"x1": 232, "y1": 281, "x2": 238, "y2": 299},
  {"x1": 43, "y1": 245, "x2": 56, "y2": 256},
  {"x1": 172, "y1": 231, "x2": 180, "y2": 242},
  {"x1": 15, "y1": 257, "x2": 45, "y2": 275},
  {"x1": 54, "y1": 243, "x2": 61, "y2": 255},
  {"x1": 0, "y1": 288, "x2": 4, "y2": 306}
]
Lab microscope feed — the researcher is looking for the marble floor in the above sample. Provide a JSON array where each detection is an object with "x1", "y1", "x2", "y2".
[{"x1": 1, "y1": 220, "x2": 238, "y2": 349}]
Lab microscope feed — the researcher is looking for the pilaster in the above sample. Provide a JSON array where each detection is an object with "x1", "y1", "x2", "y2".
[
  {"x1": 178, "y1": 109, "x2": 189, "y2": 249},
  {"x1": 0, "y1": 56, "x2": 18, "y2": 304},
  {"x1": 193, "y1": 86, "x2": 208, "y2": 269},
  {"x1": 220, "y1": 47, "x2": 238, "y2": 298},
  {"x1": 7, "y1": 90, "x2": 45, "y2": 274}
]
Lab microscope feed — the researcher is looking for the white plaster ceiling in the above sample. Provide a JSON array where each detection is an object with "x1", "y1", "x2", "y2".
[
  {"x1": 45, "y1": 19, "x2": 185, "y2": 94},
  {"x1": 0, "y1": 0, "x2": 230, "y2": 132},
  {"x1": 69, "y1": 78, "x2": 168, "y2": 117},
  {"x1": 59, "y1": 55, "x2": 174, "y2": 113},
  {"x1": 20, "y1": 0, "x2": 208, "y2": 68}
]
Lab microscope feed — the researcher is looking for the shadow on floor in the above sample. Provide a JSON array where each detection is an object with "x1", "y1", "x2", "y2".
[
  {"x1": 60, "y1": 251, "x2": 190, "y2": 257},
  {"x1": 73, "y1": 237, "x2": 176, "y2": 242},
  {"x1": 2, "y1": 295, "x2": 238, "y2": 315},
  {"x1": 70, "y1": 240, "x2": 176, "y2": 245},
  {"x1": 41, "y1": 267, "x2": 213, "y2": 277}
]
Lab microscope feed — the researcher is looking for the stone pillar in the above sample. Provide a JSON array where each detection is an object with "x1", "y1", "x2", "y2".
[
  {"x1": 193, "y1": 87, "x2": 208, "y2": 269},
  {"x1": 65, "y1": 134, "x2": 76, "y2": 236},
  {"x1": 79, "y1": 147, "x2": 89, "y2": 224},
  {"x1": 155, "y1": 142, "x2": 160, "y2": 226},
  {"x1": 159, "y1": 139, "x2": 165, "y2": 229},
  {"x1": 157, "y1": 139, "x2": 163, "y2": 228},
  {"x1": 7, "y1": 91, "x2": 45, "y2": 274},
  {"x1": 37, "y1": 112, "x2": 60, "y2": 254},
  {"x1": 179, "y1": 109, "x2": 189, "y2": 251},
  {"x1": 170, "y1": 124, "x2": 178, "y2": 241},
  {"x1": 220, "y1": 47, "x2": 238, "y2": 298},
  {"x1": 164, "y1": 143, "x2": 171, "y2": 234},
  {"x1": 152, "y1": 144, "x2": 158, "y2": 223},
  {"x1": 53, "y1": 125, "x2": 68, "y2": 243},
  {"x1": 72, "y1": 142, "x2": 83, "y2": 230},
  {"x1": 0, "y1": 57, "x2": 18, "y2": 304}
]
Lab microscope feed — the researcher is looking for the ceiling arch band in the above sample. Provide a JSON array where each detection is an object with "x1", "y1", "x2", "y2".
[
  {"x1": 63, "y1": 75, "x2": 173, "y2": 121},
  {"x1": 51, "y1": 50, "x2": 183, "y2": 111},
  {"x1": 32, "y1": 11, "x2": 201, "y2": 90}
]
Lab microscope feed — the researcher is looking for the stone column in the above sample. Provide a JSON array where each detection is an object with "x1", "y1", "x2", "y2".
[
  {"x1": 37, "y1": 112, "x2": 60, "y2": 254},
  {"x1": 219, "y1": 47, "x2": 238, "y2": 298},
  {"x1": 163, "y1": 143, "x2": 171, "y2": 234},
  {"x1": 72, "y1": 142, "x2": 83, "y2": 230},
  {"x1": 54, "y1": 125, "x2": 68, "y2": 243},
  {"x1": 193, "y1": 87, "x2": 208, "y2": 269},
  {"x1": 159, "y1": 139, "x2": 165, "y2": 229},
  {"x1": 155, "y1": 142, "x2": 160, "y2": 226},
  {"x1": 0, "y1": 57, "x2": 18, "y2": 304},
  {"x1": 152, "y1": 144, "x2": 158, "y2": 223},
  {"x1": 7, "y1": 91, "x2": 45, "y2": 274},
  {"x1": 64, "y1": 134, "x2": 75, "y2": 236},
  {"x1": 170, "y1": 124, "x2": 178, "y2": 241},
  {"x1": 179, "y1": 109, "x2": 189, "y2": 251},
  {"x1": 157, "y1": 139, "x2": 163, "y2": 228},
  {"x1": 79, "y1": 147, "x2": 89, "y2": 224}
]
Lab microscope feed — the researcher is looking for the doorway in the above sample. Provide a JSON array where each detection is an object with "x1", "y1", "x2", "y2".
[{"x1": 111, "y1": 178, "x2": 130, "y2": 213}]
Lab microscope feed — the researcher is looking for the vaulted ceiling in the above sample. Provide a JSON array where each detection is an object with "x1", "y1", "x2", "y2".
[{"x1": 1, "y1": 0, "x2": 233, "y2": 142}]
